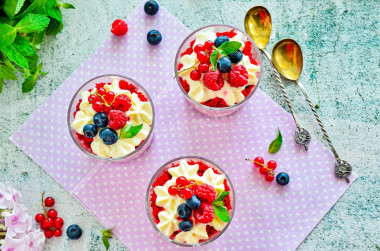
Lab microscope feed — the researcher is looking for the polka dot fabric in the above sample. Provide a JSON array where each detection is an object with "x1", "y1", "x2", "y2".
[{"x1": 10, "y1": 2, "x2": 356, "y2": 251}]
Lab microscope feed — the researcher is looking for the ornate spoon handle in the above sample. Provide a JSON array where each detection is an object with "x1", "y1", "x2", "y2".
[
  {"x1": 261, "y1": 48, "x2": 311, "y2": 150},
  {"x1": 295, "y1": 80, "x2": 352, "y2": 182}
]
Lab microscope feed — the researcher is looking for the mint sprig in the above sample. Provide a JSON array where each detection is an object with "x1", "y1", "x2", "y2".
[
  {"x1": 268, "y1": 128, "x2": 283, "y2": 154},
  {"x1": 211, "y1": 191, "x2": 230, "y2": 222},
  {"x1": 102, "y1": 227, "x2": 115, "y2": 251},
  {"x1": 120, "y1": 123, "x2": 143, "y2": 139},
  {"x1": 210, "y1": 41, "x2": 242, "y2": 70}
]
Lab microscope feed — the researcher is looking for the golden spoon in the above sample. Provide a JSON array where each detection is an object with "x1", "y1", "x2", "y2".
[
  {"x1": 244, "y1": 6, "x2": 311, "y2": 150},
  {"x1": 272, "y1": 39, "x2": 352, "y2": 182}
]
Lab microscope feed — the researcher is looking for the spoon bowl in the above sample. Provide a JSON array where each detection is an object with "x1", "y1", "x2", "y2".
[
  {"x1": 244, "y1": 6, "x2": 272, "y2": 50},
  {"x1": 272, "y1": 39, "x2": 303, "y2": 81}
]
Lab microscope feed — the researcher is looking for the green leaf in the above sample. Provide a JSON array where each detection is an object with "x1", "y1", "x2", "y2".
[
  {"x1": 213, "y1": 191, "x2": 230, "y2": 202},
  {"x1": 210, "y1": 49, "x2": 219, "y2": 71},
  {"x1": 101, "y1": 227, "x2": 114, "y2": 251},
  {"x1": 0, "y1": 65, "x2": 17, "y2": 80},
  {"x1": 13, "y1": 36, "x2": 38, "y2": 58},
  {"x1": 212, "y1": 201, "x2": 223, "y2": 207},
  {"x1": 0, "y1": 79, "x2": 4, "y2": 93},
  {"x1": 45, "y1": 18, "x2": 63, "y2": 36},
  {"x1": 16, "y1": 14, "x2": 50, "y2": 33},
  {"x1": 0, "y1": 24, "x2": 17, "y2": 48},
  {"x1": 1, "y1": 44, "x2": 29, "y2": 69},
  {"x1": 22, "y1": 63, "x2": 43, "y2": 93},
  {"x1": 268, "y1": 128, "x2": 283, "y2": 154},
  {"x1": 62, "y1": 3, "x2": 75, "y2": 9},
  {"x1": 102, "y1": 235, "x2": 110, "y2": 251},
  {"x1": 120, "y1": 124, "x2": 143, "y2": 139},
  {"x1": 212, "y1": 205, "x2": 230, "y2": 222},
  {"x1": 4, "y1": 0, "x2": 26, "y2": 18},
  {"x1": 218, "y1": 41, "x2": 242, "y2": 55},
  {"x1": 28, "y1": 31, "x2": 45, "y2": 49}
]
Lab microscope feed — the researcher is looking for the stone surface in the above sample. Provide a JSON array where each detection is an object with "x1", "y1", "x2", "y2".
[{"x1": 0, "y1": 0, "x2": 379, "y2": 250}]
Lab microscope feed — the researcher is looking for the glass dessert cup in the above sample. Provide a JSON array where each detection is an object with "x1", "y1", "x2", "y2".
[
  {"x1": 146, "y1": 156, "x2": 235, "y2": 247},
  {"x1": 67, "y1": 74, "x2": 155, "y2": 162},
  {"x1": 174, "y1": 24, "x2": 263, "y2": 117}
]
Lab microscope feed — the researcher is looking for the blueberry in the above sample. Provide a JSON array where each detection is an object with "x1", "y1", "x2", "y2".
[
  {"x1": 177, "y1": 203, "x2": 191, "y2": 219},
  {"x1": 147, "y1": 30, "x2": 162, "y2": 45},
  {"x1": 144, "y1": 0, "x2": 159, "y2": 15},
  {"x1": 214, "y1": 35, "x2": 229, "y2": 48},
  {"x1": 83, "y1": 124, "x2": 97, "y2": 138},
  {"x1": 228, "y1": 50, "x2": 243, "y2": 63},
  {"x1": 276, "y1": 172, "x2": 290, "y2": 185},
  {"x1": 186, "y1": 195, "x2": 201, "y2": 210},
  {"x1": 66, "y1": 225, "x2": 82, "y2": 240},
  {"x1": 99, "y1": 128, "x2": 118, "y2": 145},
  {"x1": 179, "y1": 220, "x2": 193, "y2": 232},
  {"x1": 217, "y1": 57, "x2": 232, "y2": 73},
  {"x1": 93, "y1": 112, "x2": 108, "y2": 128}
]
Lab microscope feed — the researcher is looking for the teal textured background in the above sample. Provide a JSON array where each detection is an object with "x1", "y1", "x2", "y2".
[{"x1": 0, "y1": 0, "x2": 379, "y2": 250}]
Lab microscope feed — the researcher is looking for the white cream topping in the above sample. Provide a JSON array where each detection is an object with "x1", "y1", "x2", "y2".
[
  {"x1": 178, "y1": 30, "x2": 260, "y2": 106},
  {"x1": 153, "y1": 160, "x2": 229, "y2": 244},
  {"x1": 72, "y1": 77, "x2": 153, "y2": 158}
]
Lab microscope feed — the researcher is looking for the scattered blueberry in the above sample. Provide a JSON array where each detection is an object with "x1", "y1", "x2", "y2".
[
  {"x1": 214, "y1": 35, "x2": 229, "y2": 48},
  {"x1": 177, "y1": 203, "x2": 191, "y2": 219},
  {"x1": 186, "y1": 195, "x2": 201, "y2": 210},
  {"x1": 179, "y1": 220, "x2": 193, "y2": 232},
  {"x1": 147, "y1": 30, "x2": 162, "y2": 45},
  {"x1": 276, "y1": 172, "x2": 290, "y2": 185},
  {"x1": 217, "y1": 56, "x2": 232, "y2": 73},
  {"x1": 93, "y1": 112, "x2": 108, "y2": 128},
  {"x1": 228, "y1": 50, "x2": 243, "y2": 63},
  {"x1": 99, "y1": 128, "x2": 118, "y2": 145},
  {"x1": 66, "y1": 225, "x2": 82, "y2": 240},
  {"x1": 83, "y1": 124, "x2": 97, "y2": 138},
  {"x1": 144, "y1": 0, "x2": 159, "y2": 15}
]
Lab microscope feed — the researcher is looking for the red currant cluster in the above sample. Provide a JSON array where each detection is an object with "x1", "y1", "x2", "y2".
[
  {"x1": 168, "y1": 176, "x2": 197, "y2": 199},
  {"x1": 246, "y1": 157, "x2": 277, "y2": 182},
  {"x1": 35, "y1": 194, "x2": 64, "y2": 238},
  {"x1": 88, "y1": 83, "x2": 118, "y2": 113},
  {"x1": 189, "y1": 41, "x2": 214, "y2": 81}
]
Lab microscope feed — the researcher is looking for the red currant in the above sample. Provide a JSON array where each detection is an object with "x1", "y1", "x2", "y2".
[
  {"x1": 265, "y1": 174, "x2": 275, "y2": 182},
  {"x1": 44, "y1": 197, "x2": 55, "y2": 207},
  {"x1": 105, "y1": 91, "x2": 116, "y2": 104},
  {"x1": 97, "y1": 87, "x2": 106, "y2": 96},
  {"x1": 182, "y1": 187, "x2": 193, "y2": 199},
  {"x1": 197, "y1": 51, "x2": 210, "y2": 63},
  {"x1": 188, "y1": 180, "x2": 197, "y2": 190},
  {"x1": 35, "y1": 213, "x2": 45, "y2": 224},
  {"x1": 176, "y1": 176, "x2": 188, "y2": 186},
  {"x1": 44, "y1": 229, "x2": 54, "y2": 238},
  {"x1": 53, "y1": 228, "x2": 62, "y2": 237},
  {"x1": 53, "y1": 217, "x2": 64, "y2": 229},
  {"x1": 168, "y1": 185, "x2": 178, "y2": 195},
  {"x1": 204, "y1": 40, "x2": 214, "y2": 51},
  {"x1": 47, "y1": 209, "x2": 57, "y2": 219},
  {"x1": 190, "y1": 70, "x2": 201, "y2": 80},
  {"x1": 198, "y1": 63, "x2": 210, "y2": 73},
  {"x1": 259, "y1": 166, "x2": 268, "y2": 175},
  {"x1": 194, "y1": 44, "x2": 205, "y2": 53},
  {"x1": 253, "y1": 157, "x2": 264, "y2": 167},
  {"x1": 88, "y1": 94, "x2": 98, "y2": 104},
  {"x1": 41, "y1": 217, "x2": 53, "y2": 230},
  {"x1": 267, "y1": 160, "x2": 277, "y2": 170},
  {"x1": 92, "y1": 101, "x2": 104, "y2": 112}
]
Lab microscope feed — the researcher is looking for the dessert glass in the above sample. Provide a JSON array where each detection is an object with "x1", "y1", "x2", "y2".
[
  {"x1": 146, "y1": 156, "x2": 235, "y2": 246},
  {"x1": 174, "y1": 24, "x2": 263, "y2": 117},
  {"x1": 67, "y1": 74, "x2": 155, "y2": 162}
]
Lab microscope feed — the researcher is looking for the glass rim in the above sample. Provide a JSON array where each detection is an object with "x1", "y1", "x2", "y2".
[
  {"x1": 67, "y1": 74, "x2": 155, "y2": 161},
  {"x1": 174, "y1": 24, "x2": 263, "y2": 111},
  {"x1": 145, "y1": 155, "x2": 236, "y2": 247}
]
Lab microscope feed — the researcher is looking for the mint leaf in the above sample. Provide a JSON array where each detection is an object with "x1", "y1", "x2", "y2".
[
  {"x1": 210, "y1": 49, "x2": 219, "y2": 71},
  {"x1": 14, "y1": 36, "x2": 38, "y2": 58},
  {"x1": 62, "y1": 3, "x2": 75, "y2": 9},
  {"x1": 1, "y1": 44, "x2": 29, "y2": 69},
  {"x1": 4, "y1": 0, "x2": 26, "y2": 18},
  {"x1": 218, "y1": 41, "x2": 242, "y2": 55},
  {"x1": 101, "y1": 227, "x2": 114, "y2": 251},
  {"x1": 0, "y1": 24, "x2": 17, "y2": 48},
  {"x1": 102, "y1": 235, "x2": 110, "y2": 250},
  {"x1": 45, "y1": 18, "x2": 63, "y2": 36},
  {"x1": 22, "y1": 63, "x2": 43, "y2": 93},
  {"x1": 268, "y1": 128, "x2": 283, "y2": 154},
  {"x1": 120, "y1": 124, "x2": 143, "y2": 139},
  {"x1": 16, "y1": 14, "x2": 50, "y2": 33},
  {"x1": 29, "y1": 31, "x2": 45, "y2": 49},
  {"x1": 212, "y1": 205, "x2": 230, "y2": 222},
  {"x1": 214, "y1": 191, "x2": 230, "y2": 202},
  {"x1": 212, "y1": 201, "x2": 223, "y2": 207},
  {"x1": 0, "y1": 79, "x2": 4, "y2": 93},
  {"x1": 0, "y1": 65, "x2": 17, "y2": 80}
]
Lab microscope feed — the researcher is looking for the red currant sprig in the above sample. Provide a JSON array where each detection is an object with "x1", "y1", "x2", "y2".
[
  {"x1": 246, "y1": 157, "x2": 277, "y2": 182},
  {"x1": 35, "y1": 193, "x2": 64, "y2": 238},
  {"x1": 168, "y1": 176, "x2": 197, "y2": 199},
  {"x1": 88, "y1": 85, "x2": 118, "y2": 112}
]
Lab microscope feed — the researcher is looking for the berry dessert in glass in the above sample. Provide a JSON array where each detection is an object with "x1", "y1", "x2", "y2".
[
  {"x1": 146, "y1": 156, "x2": 235, "y2": 246},
  {"x1": 174, "y1": 25, "x2": 262, "y2": 116},
  {"x1": 67, "y1": 74, "x2": 154, "y2": 161}
]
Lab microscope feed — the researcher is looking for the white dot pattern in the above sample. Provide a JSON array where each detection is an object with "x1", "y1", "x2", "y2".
[{"x1": 9, "y1": 2, "x2": 356, "y2": 251}]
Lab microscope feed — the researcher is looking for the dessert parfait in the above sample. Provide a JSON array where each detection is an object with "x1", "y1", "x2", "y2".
[
  {"x1": 146, "y1": 156, "x2": 234, "y2": 246},
  {"x1": 68, "y1": 75, "x2": 154, "y2": 161},
  {"x1": 175, "y1": 25, "x2": 262, "y2": 116}
]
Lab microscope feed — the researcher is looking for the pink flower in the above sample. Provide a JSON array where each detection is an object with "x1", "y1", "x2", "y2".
[
  {"x1": 0, "y1": 235, "x2": 30, "y2": 251},
  {"x1": 0, "y1": 182, "x2": 22, "y2": 209},
  {"x1": 26, "y1": 228, "x2": 45, "y2": 251},
  {"x1": 2, "y1": 204, "x2": 32, "y2": 238}
]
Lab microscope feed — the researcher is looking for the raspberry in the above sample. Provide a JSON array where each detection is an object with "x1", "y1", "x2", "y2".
[
  {"x1": 177, "y1": 63, "x2": 183, "y2": 71},
  {"x1": 96, "y1": 83, "x2": 106, "y2": 89},
  {"x1": 194, "y1": 203, "x2": 214, "y2": 224},
  {"x1": 111, "y1": 19, "x2": 128, "y2": 36},
  {"x1": 216, "y1": 29, "x2": 237, "y2": 38},
  {"x1": 119, "y1": 80, "x2": 136, "y2": 93},
  {"x1": 228, "y1": 65, "x2": 249, "y2": 87},
  {"x1": 108, "y1": 110, "x2": 128, "y2": 130},
  {"x1": 179, "y1": 77, "x2": 189, "y2": 93},
  {"x1": 194, "y1": 184, "x2": 216, "y2": 203},
  {"x1": 180, "y1": 40, "x2": 195, "y2": 57},
  {"x1": 203, "y1": 70, "x2": 224, "y2": 91},
  {"x1": 112, "y1": 94, "x2": 132, "y2": 111},
  {"x1": 137, "y1": 92, "x2": 148, "y2": 102},
  {"x1": 75, "y1": 99, "x2": 82, "y2": 111}
]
